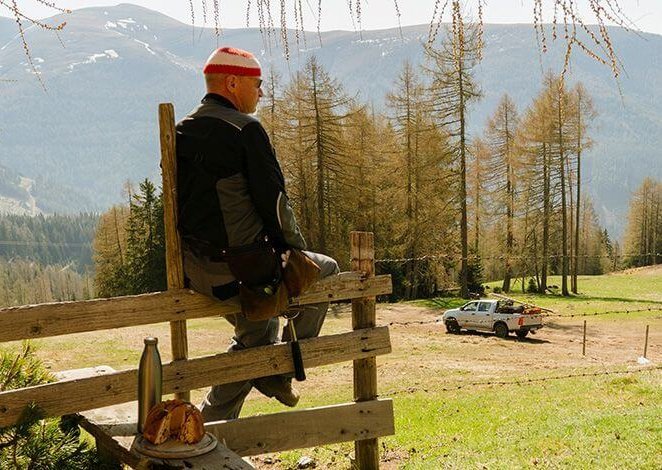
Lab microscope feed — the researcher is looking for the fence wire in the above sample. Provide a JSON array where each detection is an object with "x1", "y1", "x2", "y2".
[
  {"x1": 386, "y1": 306, "x2": 662, "y2": 327},
  {"x1": 384, "y1": 365, "x2": 662, "y2": 396},
  {"x1": 375, "y1": 252, "x2": 662, "y2": 264}
]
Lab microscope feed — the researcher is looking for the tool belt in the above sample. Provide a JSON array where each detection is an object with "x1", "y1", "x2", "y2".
[{"x1": 222, "y1": 236, "x2": 321, "y2": 322}]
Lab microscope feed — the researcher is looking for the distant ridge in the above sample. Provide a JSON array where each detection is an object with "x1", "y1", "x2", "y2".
[{"x1": 0, "y1": 4, "x2": 660, "y2": 238}]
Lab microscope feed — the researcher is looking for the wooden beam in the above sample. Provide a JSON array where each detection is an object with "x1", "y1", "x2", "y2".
[
  {"x1": 159, "y1": 102, "x2": 190, "y2": 401},
  {"x1": 0, "y1": 289, "x2": 221, "y2": 343},
  {"x1": 0, "y1": 327, "x2": 391, "y2": 428},
  {"x1": 351, "y1": 231, "x2": 380, "y2": 469},
  {"x1": 0, "y1": 273, "x2": 392, "y2": 343},
  {"x1": 205, "y1": 399, "x2": 394, "y2": 456}
]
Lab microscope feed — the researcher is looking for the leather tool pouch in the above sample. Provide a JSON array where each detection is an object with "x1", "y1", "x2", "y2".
[{"x1": 224, "y1": 236, "x2": 288, "y2": 322}]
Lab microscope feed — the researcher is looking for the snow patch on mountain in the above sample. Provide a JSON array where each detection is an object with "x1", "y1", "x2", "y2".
[
  {"x1": 133, "y1": 39, "x2": 156, "y2": 55},
  {"x1": 0, "y1": 177, "x2": 41, "y2": 216},
  {"x1": 68, "y1": 50, "x2": 120, "y2": 71}
]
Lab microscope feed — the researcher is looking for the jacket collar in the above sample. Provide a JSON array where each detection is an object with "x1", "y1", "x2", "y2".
[{"x1": 202, "y1": 93, "x2": 237, "y2": 110}]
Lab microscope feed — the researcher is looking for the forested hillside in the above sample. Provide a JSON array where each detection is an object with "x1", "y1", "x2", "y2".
[
  {"x1": 0, "y1": 213, "x2": 97, "y2": 306},
  {"x1": 0, "y1": 213, "x2": 97, "y2": 270}
]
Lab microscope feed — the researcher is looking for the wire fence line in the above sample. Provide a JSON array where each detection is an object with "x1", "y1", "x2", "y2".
[
  {"x1": 383, "y1": 365, "x2": 662, "y2": 397},
  {"x1": 385, "y1": 306, "x2": 662, "y2": 327},
  {"x1": 0, "y1": 240, "x2": 92, "y2": 248},
  {"x1": 375, "y1": 252, "x2": 662, "y2": 264}
]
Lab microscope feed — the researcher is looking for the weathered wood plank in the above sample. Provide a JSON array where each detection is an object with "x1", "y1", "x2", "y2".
[
  {"x1": 205, "y1": 399, "x2": 394, "y2": 456},
  {"x1": 351, "y1": 231, "x2": 380, "y2": 469},
  {"x1": 290, "y1": 272, "x2": 391, "y2": 306},
  {"x1": 0, "y1": 273, "x2": 391, "y2": 343},
  {"x1": 0, "y1": 327, "x2": 391, "y2": 428},
  {"x1": 159, "y1": 102, "x2": 190, "y2": 401}
]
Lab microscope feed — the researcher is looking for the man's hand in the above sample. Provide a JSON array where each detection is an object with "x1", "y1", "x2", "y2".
[{"x1": 281, "y1": 249, "x2": 291, "y2": 269}]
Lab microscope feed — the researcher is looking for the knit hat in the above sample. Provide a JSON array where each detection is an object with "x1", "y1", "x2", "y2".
[{"x1": 203, "y1": 47, "x2": 262, "y2": 77}]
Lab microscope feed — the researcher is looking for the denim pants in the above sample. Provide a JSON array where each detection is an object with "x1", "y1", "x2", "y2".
[{"x1": 183, "y1": 249, "x2": 339, "y2": 421}]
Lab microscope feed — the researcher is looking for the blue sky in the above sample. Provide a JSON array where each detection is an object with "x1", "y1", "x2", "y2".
[{"x1": 3, "y1": 1, "x2": 662, "y2": 35}]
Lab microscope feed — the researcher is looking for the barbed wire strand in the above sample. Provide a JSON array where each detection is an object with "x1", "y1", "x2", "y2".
[
  {"x1": 384, "y1": 365, "x2": 661, "y2": 396},
  {"x1": 386, "y1": 306, "x2": 662, "y2": 327},
  {"x1": 375, "y1": 252, "x2": 662, "y2": 264}
]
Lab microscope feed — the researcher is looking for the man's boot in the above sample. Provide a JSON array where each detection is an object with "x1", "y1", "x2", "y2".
[{"x1": 252, "y1": 376, "x2": 300, "y2": 407}]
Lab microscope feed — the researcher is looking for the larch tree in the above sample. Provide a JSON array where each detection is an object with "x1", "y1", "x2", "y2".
[
  {"x1": 485, "y1": 94, "x2": 520, "y2": 292},
  {"x1": 92, "y1": 205, "x2": 129, "y2": 297},
  {"x1": 569, "y1": 82, "x2": 596, "y2": 293},
  {"x1": 624, "y1": 178, "x2": 661, "y2": 267},
  {"x1": 518, "y1": 77, "x2": 555, "y2": 293},
  {"x1": 387, "y1": 61, "x2": 453, "y2": 298},
  {"x1": 425, "y1": 3, "x2": 482, "y2": 298},
  {"x1": 468, "y1": 137, "x2": 489, "y2": 254},
  {"x1": 279, "y1": 56, "x2": 354, "y2": 256}
]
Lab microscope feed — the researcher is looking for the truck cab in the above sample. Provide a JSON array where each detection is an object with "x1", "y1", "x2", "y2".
[{"x1": 441, "y1": 299, "x2": 543, "y2": 339}]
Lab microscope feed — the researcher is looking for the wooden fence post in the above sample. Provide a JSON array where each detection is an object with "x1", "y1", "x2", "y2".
[
  {"x1": 351, "y1": 231, "x2": 379, "y2": 469},
  {"x1": 643, "y1": 324, "x2": 649, "y2": 359},
  {"x1": 582, "y1": 320, "x2": 587, "y2": 356},
  {"x1": 159, "y1": 103, "x2": 190, "y2": 401}
]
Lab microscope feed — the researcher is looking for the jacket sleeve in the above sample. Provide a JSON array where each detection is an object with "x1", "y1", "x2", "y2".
[{"x1": 241, "y1": 121, "x2": 307, "y2": 250}]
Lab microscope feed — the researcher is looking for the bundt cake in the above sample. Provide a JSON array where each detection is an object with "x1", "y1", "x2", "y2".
[{"x1": 142, "y1": 399, "x2": 205, "y2": 445}]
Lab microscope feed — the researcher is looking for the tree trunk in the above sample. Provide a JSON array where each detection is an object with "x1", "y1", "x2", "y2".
[
  {"x1": 459, "y1": 59, "x2": 469, "y2": 299},
  {"x1": 311, "y1": 63, "x2": 326, "y2": 252},
  {"x1": 558, "y1": 92, "x2": 570, "y2": 296},
  {"x1": 540, "y1": 143, "x2": 550, "y2": 294}
]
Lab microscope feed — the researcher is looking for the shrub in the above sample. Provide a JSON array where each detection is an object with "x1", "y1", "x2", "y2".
[
  {"x1": 0, "y1": 343, "x2": 102, "y2": 469},
  {"x1": 527, "y1": 278, "x2": 538, "y2": 293}
]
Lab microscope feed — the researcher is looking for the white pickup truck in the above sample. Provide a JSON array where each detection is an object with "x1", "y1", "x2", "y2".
[{"x1": 441, "y1": 299, "x2": 543, "y2": 339}]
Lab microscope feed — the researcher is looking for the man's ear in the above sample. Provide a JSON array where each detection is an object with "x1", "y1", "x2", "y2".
[{"x1": 226, "y1": 75, "x2": 238, "y2": 91}]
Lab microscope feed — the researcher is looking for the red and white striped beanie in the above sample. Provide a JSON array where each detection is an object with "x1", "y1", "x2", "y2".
[{"x1": 203, "y1": 47, "x2": 261, "y2": 77}]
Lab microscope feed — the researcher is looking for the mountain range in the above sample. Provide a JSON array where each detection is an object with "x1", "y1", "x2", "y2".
[{"x1": 0, "y1": 4, "x2": 660, "y2": 239}]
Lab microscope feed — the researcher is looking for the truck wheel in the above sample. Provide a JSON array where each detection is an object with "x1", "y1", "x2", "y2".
[
  {"x1": 445, "y1": 319, "x2": 461, "y2": 334},
  {"x1": 516, "y1": 330, "x2": 529, "y2": 339},
  {"x1": 494, "y1": 322, "x2": 509, "y2": 338}
]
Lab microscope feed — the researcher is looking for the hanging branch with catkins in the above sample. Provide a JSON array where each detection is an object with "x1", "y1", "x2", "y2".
[
  {"x1": 0, "y1": 0, "x2": 69, "y2": 88},
  {"x1": 3, "y1": 0, "x2": 637, "y2": 83}
]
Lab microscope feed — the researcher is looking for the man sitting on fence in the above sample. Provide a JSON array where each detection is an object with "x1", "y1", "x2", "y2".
[{"x1": 175, "y1": 46, "x2": 339, "y2": 421}]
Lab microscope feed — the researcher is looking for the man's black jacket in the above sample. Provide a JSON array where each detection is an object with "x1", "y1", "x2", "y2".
[{"x1": 176, "y1": 94, "x2": 306, "y2": 255}]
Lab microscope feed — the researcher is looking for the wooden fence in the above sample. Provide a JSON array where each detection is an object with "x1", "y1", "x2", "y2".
[{"x1": 0, "y1": 103, "x2": 394, "y2": 469}]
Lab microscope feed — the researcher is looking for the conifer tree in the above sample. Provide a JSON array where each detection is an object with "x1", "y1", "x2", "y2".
[
  {"x1": 280, "y1": 56, "x2": 354, "y2": 255},
  {"x1": 92, "y1": 205, "x2": 130, "y2": 297},
  {"x1": 425, "y1": 4, "x2": 482, "y2": 298},
  {"x1": 468, "y1": 138, "x2": 489, "y2": 255},
  {"x1": 485, "y1": 95, "x2": 520, "y2": 292},
  {"x1": 624, "y1": 178, "x2": 661, "y2": 267},
  {"x1": 1, "y1": 344, "x2": 100, "y2": 469},
  {"x1": 569, "y1": 83, "x2": 596, "y2": 292},
  {"x1": 124, "y1": 179, "x2": 166, "y2": 294},
  {"x1": 387, "y1": 62, "x2": 453, "y2": 298}
]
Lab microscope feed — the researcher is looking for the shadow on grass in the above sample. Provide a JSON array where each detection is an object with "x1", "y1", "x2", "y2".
[
  {"x1": 451, "y1": 330, "x2": 551, "y2": 344},
  {"x1": 544, "y1": 321, "x2": 583, "y2": 331}
]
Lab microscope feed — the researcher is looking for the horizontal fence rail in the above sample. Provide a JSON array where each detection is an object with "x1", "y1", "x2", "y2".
[
  {"x1": 0, "y1": 327, "x2": 391, "y2": 428},
  {"x1": 204, "y1": 399, "x2": 394, "y2": 456},
  {"x1": 0, "y1": 272, "x2": 391, "y2": 343},
  {"x1": 79, "y1": 399, "x2": 394, "y2": 467}
]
